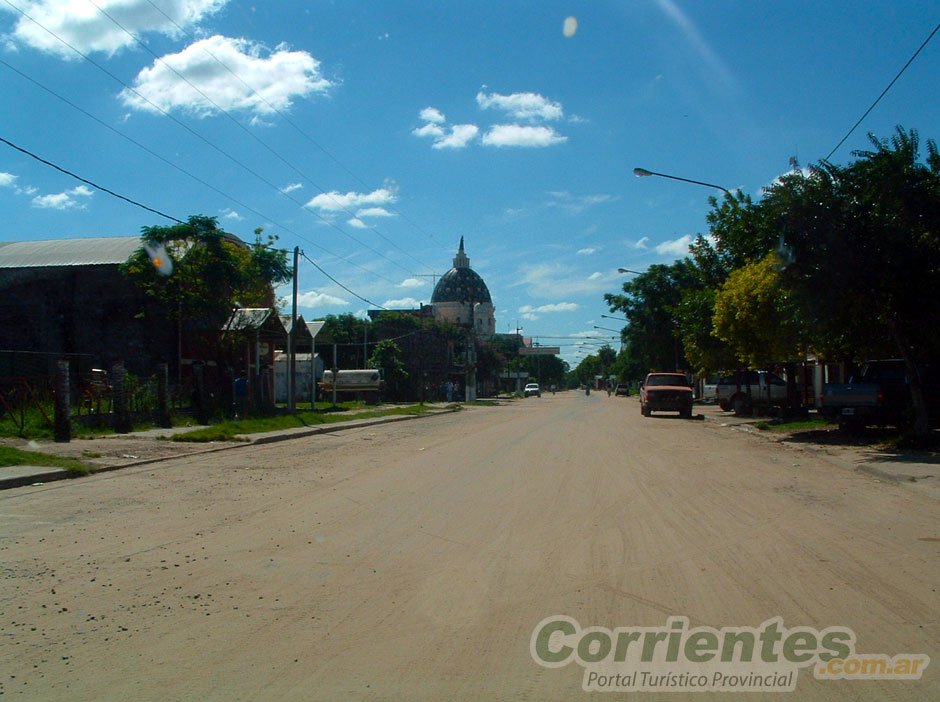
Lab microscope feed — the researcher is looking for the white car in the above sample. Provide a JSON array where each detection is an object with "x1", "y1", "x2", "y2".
[
  {"x1": 524, "y1": 383, "x2": 541, "y2": 397},
  {"x1": 716, "y1": 371, "x2": 788, "y2": 411}
]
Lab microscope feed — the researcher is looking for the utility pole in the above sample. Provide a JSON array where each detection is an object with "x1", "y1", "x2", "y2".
[{"x1": 288, "y1": 246, "x2": 299, "y2": 412}]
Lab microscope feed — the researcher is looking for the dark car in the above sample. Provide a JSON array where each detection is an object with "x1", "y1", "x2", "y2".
[
  {"x1": 640, "y1": 373, "x2": 693, "y2": 418},
  {"x1": 614, "y1": 383, "x2": 629, "y2": 396}
]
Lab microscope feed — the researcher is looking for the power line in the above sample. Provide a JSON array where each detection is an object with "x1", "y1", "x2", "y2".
[
  {"x1": 0, "y1": 58, "x2": 401, "y2": 286},
  {"x1": 825, "y1": 21, "x2": 940, "y2": 161},
  {"x1": 2, "y1": 0, "x2": 419, "y2": 278},
  {"x1": 86, "y1": 0, "x2": 431, "y2": 274},
  {"x1": 0, "y1": 131, "x2": 398, "y2": 313},
  {"x1": 141, "y1": 0, "x2": 451, "y2": 255},
  {"x1": 302, "y1": 253, "x2": 388, "y2": 311},
  {"x1": 0, "y1": 135, "x2": 183, "y2": 223}
]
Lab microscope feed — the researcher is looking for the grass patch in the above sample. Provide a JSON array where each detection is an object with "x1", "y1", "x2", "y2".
[
  {"x1": 171, "y1": 403, "x2": 440, "y2": 442},
  {"x1": 0, "y1": 446, "x2": 91, "y2": 474},
  {"x1": 882, "y1": 432, "x2": 940, "y2": 451},
  {"x1": 754, "y1": 417, "x2": 831, "y2": 433},
  {"x1": 463, "y1": 400, "x2": 500, "y2": 407}
]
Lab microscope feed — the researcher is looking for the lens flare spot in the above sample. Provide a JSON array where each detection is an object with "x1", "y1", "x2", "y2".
[
  {"x1": 144, "y1": 242, "x2": 174, "y2": 276},
  {"x1": 563, "y1": 16, "x2": 577, "y2": 38}
]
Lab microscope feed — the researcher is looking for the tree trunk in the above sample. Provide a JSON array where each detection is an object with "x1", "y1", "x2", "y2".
[{"x1": 888, "y1": 319, "x2": 930, "y2": 437}]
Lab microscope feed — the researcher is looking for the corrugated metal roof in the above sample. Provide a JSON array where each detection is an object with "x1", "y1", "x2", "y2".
[
  {"x1": 223, "y1": 308, "x2": 287, "y2": 335},
  {"x1": 0, "y1": 237, "x2": 144, "y2": 268},
  {"x1": 0, "y1": 232, "x2": 246, "y2": 269}
]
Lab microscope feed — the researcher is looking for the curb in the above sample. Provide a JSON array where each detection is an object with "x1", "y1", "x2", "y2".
[{"x1": 0, "y1": 408, "x2": 457, "y2": 491}]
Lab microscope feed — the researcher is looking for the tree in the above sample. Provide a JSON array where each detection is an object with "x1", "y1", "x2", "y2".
[
  {"x1": 320, "y1": 313, "x2": 371, "y2": 369},
  {"x1": 369, "y1": 340, "x2": 408, "y2": 399},
  {"x1": 572, "y1": 345, "x2": 617, "y2": 385},
  {"x1": 767, "y1": 127, "x2": 940, "y2": 435},
  {"x1": 712, "y1": 253, "x2": 806, "y2": 369},
  {"x1": 122, "y1": 215, "x2": 291, "y2": 359},
  {"x1": 368, "y1": 311, "x2": 459, "y2": 400},
  {"x1": 605, "y1": 262, "x2": 693, "y2": 373}
]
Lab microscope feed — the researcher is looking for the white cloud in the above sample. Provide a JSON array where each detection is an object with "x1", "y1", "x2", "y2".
[
  {"x1": 0, "y1": 172, "x2": 17, "y2": 187},
  {"x1": 476, "y1": 90, "x2": 563, "y2": 122},
  {"x1": 6, "y1": 0, "x2": 226, "y2": 58},
  {"x1": 281, "y1": 182, "x2": 303, "y2": 193},
  {"x1": 482, "y1": 124, "x2": 567, "y2": 148},
  {"x1": 413, "y1": 122, "x2": 445, "y2": 139},
  {"x1": 413, "y1": 107, "x2": 478, "y2": 149},
  {"x1": 634, "y1": 236, "x2": 649, "y2": 249},
  {"x1": 121, "y1": 36, "x2": 333, "y2": 117},
  {"x1": 306, "y1": 187, "x2": 397, "y2": 213},
  {"x1": 298, "y1": 290, "x2": 349, "y2": 308},
  {"x1": 347, "y1": 218, "x2": 368, "y2": 229},
  {"x1": 400, "y1": 278, "x2": 426, "y2": 289},
  {"x1": 383, "y1": 297, "x2": 422, "y2": 309},
  {"x1": 546, "y1": 191, "x2": 612, "y2": 213},
  {"x1": 512, "y1": 262, "x2": 615, "y2": 298},
  {"x1": 519, "y1": 302, "x2": 579, "y2": 315},
  {"x1": 577, "y1": 247, "x2": 598, "y2": 255},
  {"x1": 655, "y1": 235, "x2": 694, "y2": 257},
  {"x1": 31, "y1": 185, "x2": 93, "y2": 210},
  {"x1": 587, "y1": 272, "x2": 603, "y2": 280},
  {"x1": 221, "y1": 209, "x2": 243, "y2": 220},
  {"x1": 419, "y1": 106, "x2": 445, "y2": 123},
  {"x1": 355, "y1": 207, "x2": 394, "y2": 218},
  {"x1": 432, "y1": 124, "x2": 479, "y2": 150}
]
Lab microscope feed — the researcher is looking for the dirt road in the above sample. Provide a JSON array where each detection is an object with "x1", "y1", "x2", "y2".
[{"x1": 1, "y1": 393, "x2": 937, "y2": 700}]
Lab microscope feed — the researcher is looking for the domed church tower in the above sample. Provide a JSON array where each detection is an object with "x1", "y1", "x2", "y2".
[{"x1": 430, "y1": 237, "x2": 496, "y2": 338}]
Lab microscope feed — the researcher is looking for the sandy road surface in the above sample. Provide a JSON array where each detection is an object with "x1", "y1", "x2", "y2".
[{"x1": 1, "y1": 393, "x2": 937, "y2": 700}]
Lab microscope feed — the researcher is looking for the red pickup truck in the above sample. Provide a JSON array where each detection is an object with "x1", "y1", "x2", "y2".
[{"x1": 640, "y1": 372, "x2": 694, "y2": 418}]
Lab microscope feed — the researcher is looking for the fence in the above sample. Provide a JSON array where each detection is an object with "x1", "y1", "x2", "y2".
[{"x1": 0, "y1": 351, "x2": 279, "y2": 438}]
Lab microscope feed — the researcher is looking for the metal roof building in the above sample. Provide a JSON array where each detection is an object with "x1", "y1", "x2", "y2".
[{"x1": 0, "y1": 237, "x2": 143, "y2": 269}]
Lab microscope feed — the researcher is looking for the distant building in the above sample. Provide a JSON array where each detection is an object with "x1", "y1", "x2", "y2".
[
  {"x1": 429, "y1": 237, "x2": 496, "y2": 337},
  {"x1": 369, "y1": 237, "x2": 497, "y2": 338}
]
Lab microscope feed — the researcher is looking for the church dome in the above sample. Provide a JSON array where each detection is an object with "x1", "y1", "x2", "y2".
[
  {"x1": 430, "y1": 237, "x2": 492, "y2": 304},
  {"x1": 431, "y1": 267, "x2": 492, "y2": 304}
]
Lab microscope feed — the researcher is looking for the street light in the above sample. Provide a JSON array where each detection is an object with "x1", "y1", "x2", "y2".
[
  {"x1": 633, "y1": 167, "x2": 730, "y2": 195},
  {"x1": 617, "y1": 268, "x2": 642, "y2": 275},
  {"x1": 601, "y1": 314, "x2": 628, "y2": 322}
]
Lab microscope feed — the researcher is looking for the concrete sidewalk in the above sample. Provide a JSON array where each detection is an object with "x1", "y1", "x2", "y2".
[{"x1": 0, "y1": 406, "x2": 459, "y2": 490}]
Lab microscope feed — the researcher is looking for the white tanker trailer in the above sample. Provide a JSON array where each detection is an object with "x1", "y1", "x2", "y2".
[{"x1": 319, "y1": 369, "x2": 384, "y2": 403}]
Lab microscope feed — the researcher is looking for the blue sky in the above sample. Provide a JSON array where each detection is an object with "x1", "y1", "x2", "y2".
[{"x1": 1, "y1": 1, "x2": 938, "y2": 367}]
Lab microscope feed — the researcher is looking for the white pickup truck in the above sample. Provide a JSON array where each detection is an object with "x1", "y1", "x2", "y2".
[{"x1": 716, "y1": 370, "x2": 788, "y2": 412}]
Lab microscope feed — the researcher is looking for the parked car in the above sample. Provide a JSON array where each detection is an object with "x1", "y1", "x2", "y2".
[
  {"x1": 716, "y1": 370, "x2": 788, "y2": 412},
  {"x1": 524, "y1": 383, "x2": 541, "y2": 397},
  {"x1": 820, "y1": 359, "x2": 940, "y2": 431},
  {"x1": 700, "y1": 374, "x2": 721, "y2": 403},
  {"x1": 614, "y1": 383, "x2": 630, "y2": 396},
  {"x1": 640, "y1": 373, "x2": 693, "y2": 418}
]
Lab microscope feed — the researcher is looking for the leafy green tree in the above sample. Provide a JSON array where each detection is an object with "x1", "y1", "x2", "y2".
[
  {"x1": 320, "y1": 313, "x2": 371, "y2": 369},
  {"x1": 712, "y1": 253, "x2": 806, "y2": 368},
  {"x1": 368, "y1": 311, "x2": 458, "y2": 399},
  {"x1": 369, "y1": 339, "x2": 408, "y2": 399},
  {"x1": 605, "y1": 262, "x2": 693, "y2": 373},
  {"x1": 122, "y1": 215, "x2": 291, "y2": 357},
  {"x1": 766, "y1": 127, "x2": 940, "y2": 435},
  {"x1": 573, "y1": 344, "x2": 617, "y2": 385}
]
